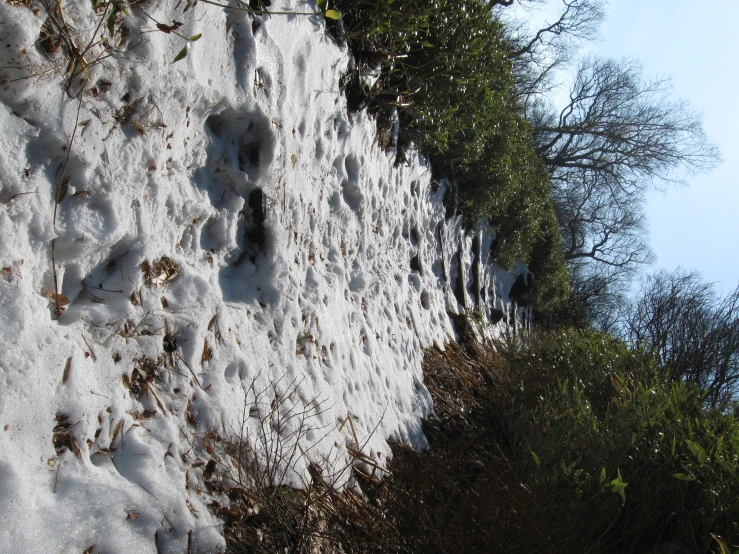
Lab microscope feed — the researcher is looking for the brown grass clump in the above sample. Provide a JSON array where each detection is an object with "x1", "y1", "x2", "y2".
[{"x1": 220, "y1": 376, "x2": 403, "y2": 554}]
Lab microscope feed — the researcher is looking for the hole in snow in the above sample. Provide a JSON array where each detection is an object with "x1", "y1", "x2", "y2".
[
  {"x1": 205, "y1": 107, "x2": 275, "y2": 182},
  {"x1": 233, "y1": 188, "x2": 267, "y2": 267}
]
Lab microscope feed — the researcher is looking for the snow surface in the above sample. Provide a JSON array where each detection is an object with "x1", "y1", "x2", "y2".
[{"x1": 0, "y1": 1, "x2": 530, "y2": 551}]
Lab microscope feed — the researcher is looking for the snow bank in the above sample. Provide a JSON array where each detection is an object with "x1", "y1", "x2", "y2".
[{"x1": 0, "y1": 1, "x2": 529, "y2": 551}]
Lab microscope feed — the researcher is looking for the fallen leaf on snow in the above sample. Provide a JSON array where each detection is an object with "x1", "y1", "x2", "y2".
[{"x1": 62, "y1": 357, "x2": 72, "y2": 384}]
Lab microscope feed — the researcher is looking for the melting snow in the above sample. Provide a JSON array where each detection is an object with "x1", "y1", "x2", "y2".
[{"x1": 0, "y1": 1, "x2": 529, "y2": 551}]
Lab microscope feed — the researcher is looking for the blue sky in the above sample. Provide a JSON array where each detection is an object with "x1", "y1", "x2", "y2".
[
  {"x1": 590, "y1": 0, "x2": 739, "y2": 295},
  {"x1": 516, "y1": 1, "x2": 739, "y2": 295}
]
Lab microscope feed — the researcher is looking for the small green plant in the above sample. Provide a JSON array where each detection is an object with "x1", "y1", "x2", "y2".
[
  {"x1": 467, "y1": 308, "x2": 484, "y2": 326},
  {"x1": 600, "y1": 467, "x2": 628, "y2": 504}
]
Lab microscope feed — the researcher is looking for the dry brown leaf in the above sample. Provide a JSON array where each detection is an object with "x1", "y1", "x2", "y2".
[
  {"x1": 291, "y1": 153, "x2": 297, "y2": 168},
  {"x1": 68, "y1": 436, "x2": 82, "y2": 460},
  {"x1": 142, "y1": 257, "x2": 181, "y2": 287},
  {"x1": 43, "y1": 291, "x2": 71, "y2": 307},
  {"x1": 110, "y1": 418, "x2": 124, "y2": 445},
  {"x1": 156, "y1": 21, "x2": 183, "y2": 34},
  {"x1": 2, "y1": 192, "x2": 37, "y2": 205},
  {"x1": 134, "y1": 118, "x2": 146, "y2": 135},
  {"x1": 201, "y1": 339, "x2": 211, "y2": 365},
  {"x1": 56, "y1": 176, "x2": 71, "y2": 204},
  {"x1": 203, "y1": 459, "x2": 216, "y2": 480},
  {"x1": 139, "y1": 260, "x2": 152, "y2": 281},
  {"x1": 153, "y1": 257, "x2": 180, "y2": 285},
  {"x1": 62, "y1": 357, "x2": 72, "y2": 384},
  {"x1": 186, "y1": 498, "x2": 197, "y2": 516}
]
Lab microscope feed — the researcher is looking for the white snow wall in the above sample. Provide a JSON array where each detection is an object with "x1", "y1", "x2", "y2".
[{"x1": 0, "y1": 1, "x2": 530, "y2": 552}]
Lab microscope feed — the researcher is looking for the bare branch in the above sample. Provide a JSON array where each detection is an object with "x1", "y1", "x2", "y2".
[
  {"x1": 503, "y1": 0, "x2": 606, "y2": 99},
  {"x1": 533, "y1": 57, "x2": 721, "y2": 188},
  {"x1": 624, "y1": 270, "x2": 739, "y2": 407}
]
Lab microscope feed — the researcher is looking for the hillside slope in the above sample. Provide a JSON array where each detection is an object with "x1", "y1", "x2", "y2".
[{"x1": 0, "y1": 1, "x2": 528, "y2": 551}]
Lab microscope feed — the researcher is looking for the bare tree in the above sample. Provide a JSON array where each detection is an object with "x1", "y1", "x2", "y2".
[
  {"x1": 532, "y1": 57, "x2": 721, "y2": 189},
  {"x1": 529, "y1": 56, "x2": 719, "y2": 325},
  {"x1": 624, "y1": 269, "x2": 739, "y2": 407},
  {"x1": 568, "y1": 267, "x2": 626, "y2": 332},
  {"x1": 548, "y1": 167, "x2": 653, "y2": 326},
  {"x1": 497, "y1": 4, "x2": 721, "y2": 332},
  {"x1": 500, "y1": 0, "x2": 606, "y2": 100},
  {"x1": 554, "y1": 170, "x2": 653, "y2": 269}
]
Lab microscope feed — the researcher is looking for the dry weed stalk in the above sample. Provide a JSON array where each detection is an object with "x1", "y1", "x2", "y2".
[{"x1": 214, "y1": 375, "x2": 395, "y2": 553}]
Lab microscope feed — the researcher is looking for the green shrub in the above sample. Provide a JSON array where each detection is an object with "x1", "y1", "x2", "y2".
[
  {"x1": 333, "y1": 0, "x2": 570, "y2": 313},
  {"x1": 503, "y1": 329, "x2": 739, "y2": 553},
  {"x1": 334, "y1": 0, "x2": 513, "y2": 150}
]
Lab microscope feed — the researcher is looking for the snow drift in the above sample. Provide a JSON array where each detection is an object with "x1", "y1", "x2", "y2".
[{"x1": 0, "y1": 1, "x2": 529, "y2": 551}]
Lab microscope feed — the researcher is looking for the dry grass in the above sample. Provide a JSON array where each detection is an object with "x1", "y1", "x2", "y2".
[
  {"x1": 219, "y1": 376, "x2": 402, "y2": 554},
  {"x1": 221, "y1": 337, "x2": 585, "y2": 554},
  {"x1": 222, "y1": 327, "x2": 684, "y2": 554}
]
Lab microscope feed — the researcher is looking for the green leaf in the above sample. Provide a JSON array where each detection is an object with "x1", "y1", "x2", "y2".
[
  {"x1": 599, "y1": 467, "x2": 607, "y2": 489},
  {"x1": 609, "y1": 469, "x2": 628, "y2": 504},
  {"x1": 715, "y1": 436, "x2": 724, "y2": 457},
  {"x1": 531, "y1": 451, "x2": 540, "y2": 468},
  {"x1": 672, "y1": 472, "x2": 696, "y2": 481},
  {"x1": 316, "y1": 0, "x2": 325, "y2": 4},
  {"x1": 324, "y1": 9, "x2": 341, "y2": 19},
  {"x1": 172, "y1": 45, "x2": 189, "y2": 63},
  {"x1": 189, "y1": 33, "x2": 202, "y2": 42},
  {"x1": 608, "y1": 468, "x2": 628, "y2": 504},
  {"x1": 106, "y1": 8, "x2": 117, "y2": 37},
  {"x1": 422, "y1": 42, "x2": 434, "y2": 48},
  {"x1": 685, "y1": 439, "x2": 707, "y2": 465}
]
